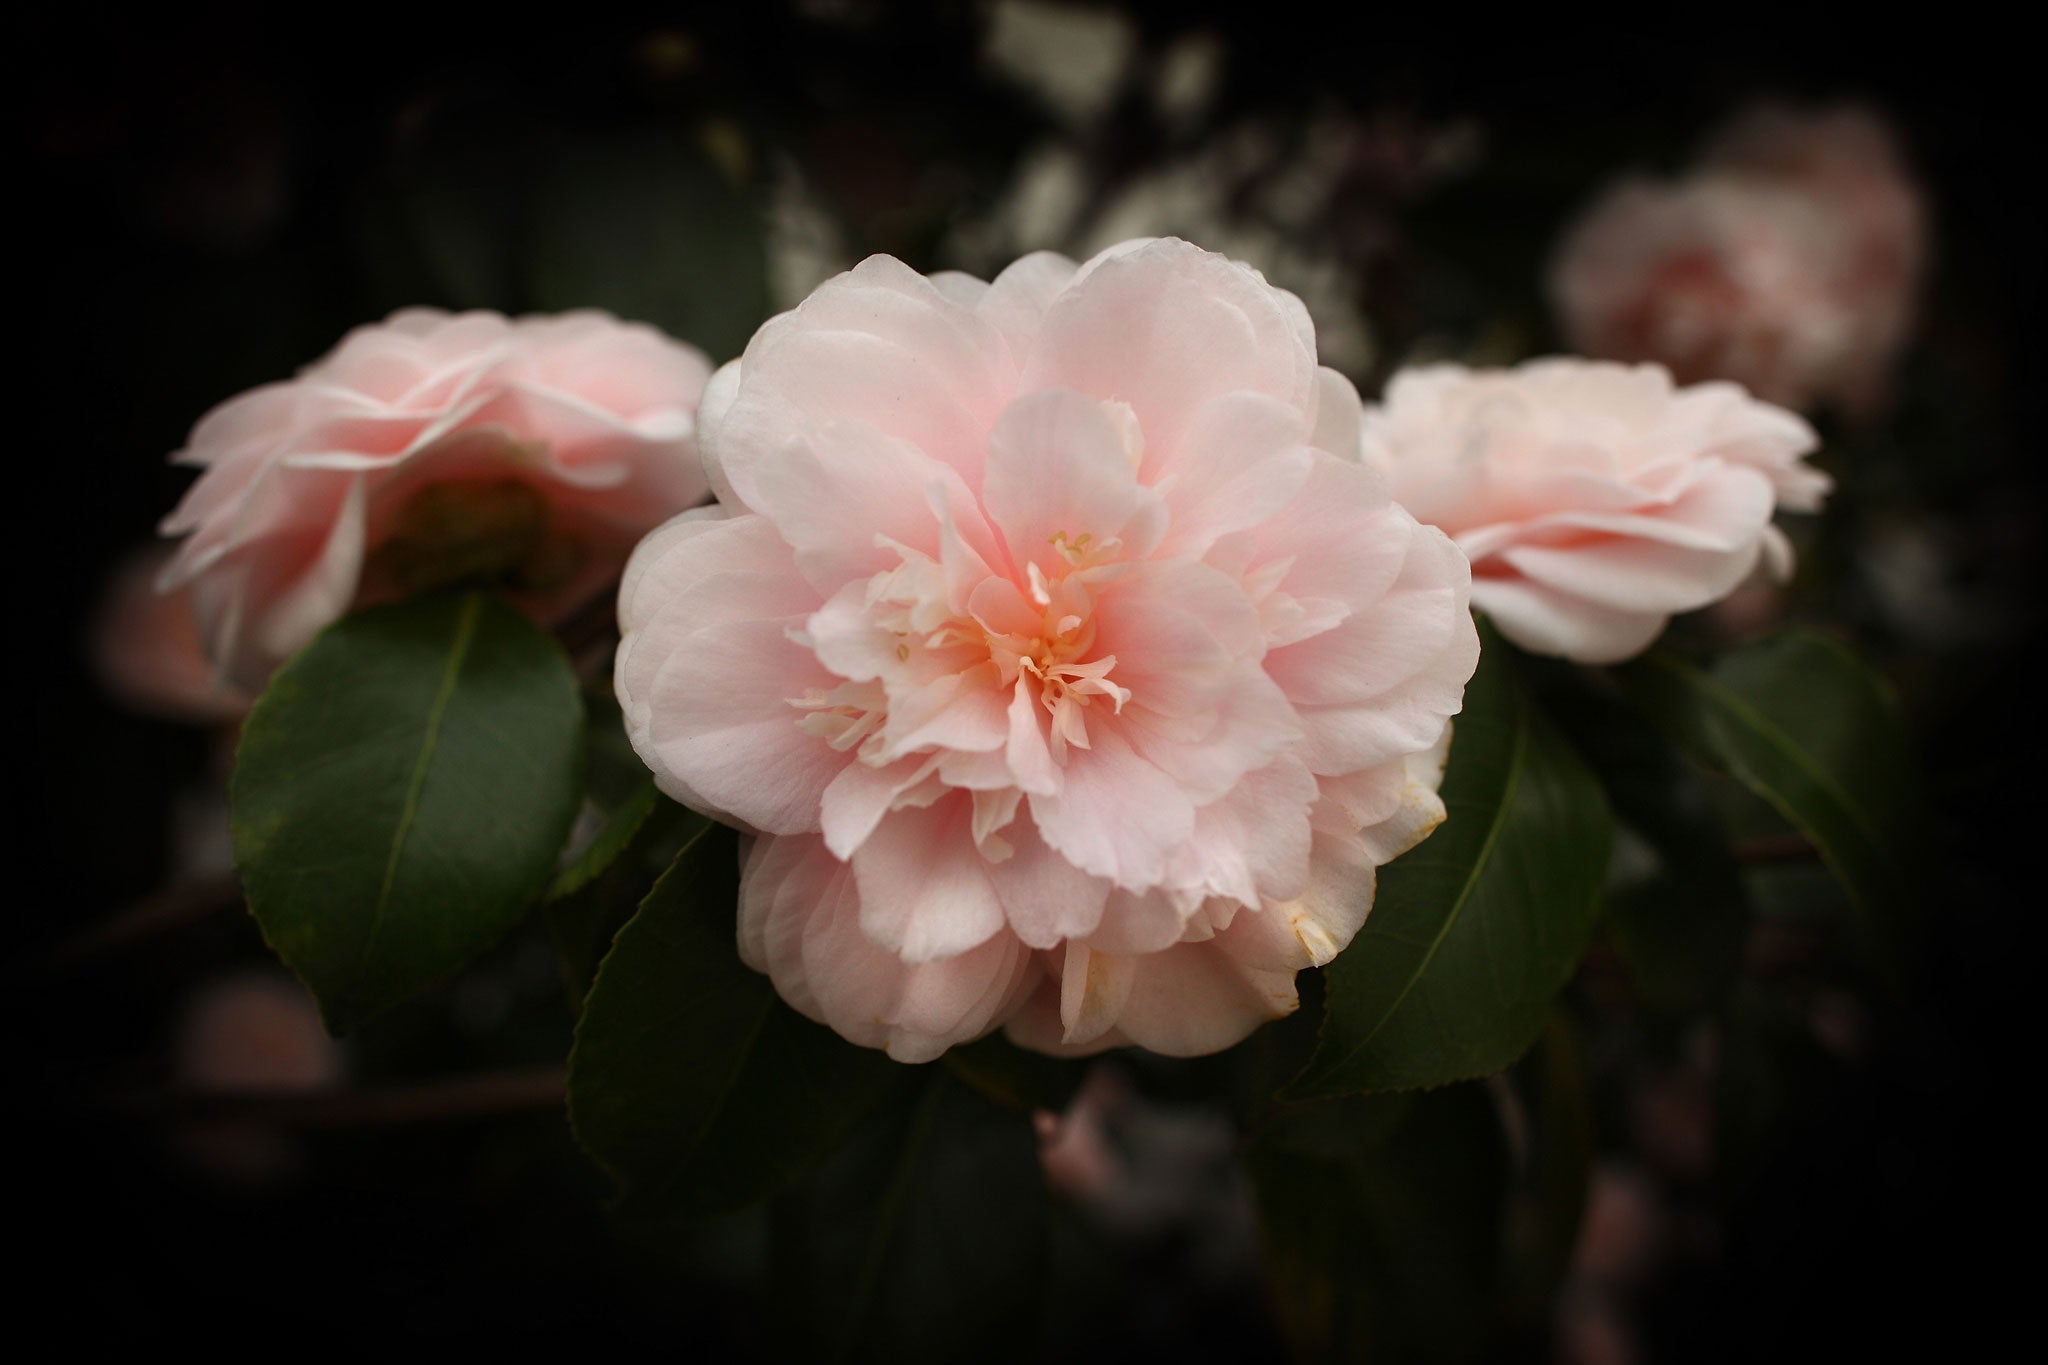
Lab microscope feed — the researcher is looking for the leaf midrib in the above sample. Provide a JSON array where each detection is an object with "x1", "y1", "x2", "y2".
[{"x1": 361, "y1": 592, "x2": 482, "y2": 968}]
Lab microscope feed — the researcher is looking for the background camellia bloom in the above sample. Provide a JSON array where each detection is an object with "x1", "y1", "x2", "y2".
[
  {"x1": 1547, "y1": 176, "x2": 1857, "y2": 413},
  {"x1": 616, "y1": 238, "x2": 1479, "y2": 1062},
  {"x1": 1549, "y1": 103, "x2": 1925, "y2": 417},
  {"x1": 157, "y1": 309, "x2": 714, "y2": 692},
  {"x1": 92, "y1": 546, "x2": 251, "y2": 723},
  {"x1": 1364, "y1": 358, "x2": 1828, "y2": 663},
  {"x1": 1700, "y1": 102, "x2": 1927, "y2": 415}
]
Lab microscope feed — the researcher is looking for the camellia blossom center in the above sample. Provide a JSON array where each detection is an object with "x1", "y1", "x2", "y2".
[{"x1": 789, "y1": 504, "x2": 1135, "y2": 781}]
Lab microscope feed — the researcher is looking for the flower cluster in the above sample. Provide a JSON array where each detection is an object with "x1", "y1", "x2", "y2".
[
  {"x1": 137, "y1": 233, "x2": 1836, "y2": 1063},
  {"x1": 614, "y1": 239, "x2": 1479, "y2": 1060}
]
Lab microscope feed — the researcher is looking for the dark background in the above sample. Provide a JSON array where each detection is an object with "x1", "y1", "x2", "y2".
[{"x1": 13, "y1": 3, "x2": 2037, "y2": 1356}]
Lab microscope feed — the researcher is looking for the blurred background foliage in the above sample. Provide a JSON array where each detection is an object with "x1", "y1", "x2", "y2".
[{"x1": 15, "y1": 2, "x2": 2036, "y2": 1358}]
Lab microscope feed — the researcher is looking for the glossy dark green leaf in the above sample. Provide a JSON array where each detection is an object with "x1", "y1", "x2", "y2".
[
  {"x1": 545, "y1": 789, "x2": 704, "y2": 1005},
  {"x1": 1288, "y1": 625, "x2": 1612, "y2": 1098},
  {"x1": 772, "y1": 1071, "x2": 1049, "y2": 1365},
  {"x1": 568, "y1": 823, "x2": 899, "y2": 1224},
  {"x1": 549, "y1": 779, "x2": 663, "y2": 903},
  {"x1": 231, "y1": 591, "x2": 583, "y2": 1032},
  {"x1": 579, "y1": 679, "x2": 657, "y2": 813},
  {"x1": 526, "y1": 130, "x2": 769, "y2": 363},
  {"x1": 1530, "y1": 663, "x2": 1750, "y2": 1010},
  {"x1": 1618, "y1": 631, "x2": 1918, "y2": 943},
  {"x1": 1247, "y1": 1082, "x2": 1510, "y2": 1363}
]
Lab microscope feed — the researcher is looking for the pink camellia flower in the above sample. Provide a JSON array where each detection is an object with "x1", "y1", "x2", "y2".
[
  {"x1": 1365, "y1": 358, "x2": 1827, "y2": 664},
  {"x1": 157, "y1": 309, "x2": 714, "y2": 692},
  {"x1": 1701, "y1": 102, "x2": 1927, "y2": 415},
  {"x1": 616, "y1": 238, "x2": 1478, "y2": 1062},
  {"x1": 1549, "y1": 176, "x2": 1858, "y2": 413},
  {"x1": 92, "y1": 546, "x2": 251, "y2": 722},
  {"x1": 1549, "y1": 103, "x2": 1925, "y2": 417}
]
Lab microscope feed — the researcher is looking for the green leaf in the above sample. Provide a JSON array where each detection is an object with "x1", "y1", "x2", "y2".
[
  {"x1": 549, "y1": 779, "x2": 663, "y2": 903},
  {"x1": 1247, "y1": 1082, "x2": 1510, "y2": 1363},
  {"x1": 568, "y1": 823, "x2": 900, "y2": 1224},
  {"x1": 231, "y1": 591, "x2": 583, "y2": 1032},
  {"x1": 1288, "y1": 624, "x2": 1612, "y2": 1098},
  {"x1": 1529, "y1": 662, "x2": 1749, "y2": 1010},
  {"x1": 579, "y1": 679, "x2": 657, "y2": 813},
  {"x1": 545, "y1": 789, "x2": 704, "y2": 1006},
  {"x1": 1617, "y1": 630, "x2": 1918, "y2": 945},
  {"x1": 772, "y1": 1071, "x2": 1049, "y2": 1365}
]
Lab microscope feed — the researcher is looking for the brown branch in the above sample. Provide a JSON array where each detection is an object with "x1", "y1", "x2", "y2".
[{"x1": 40, "y1": 873, "x2": 244, "y2": 969}]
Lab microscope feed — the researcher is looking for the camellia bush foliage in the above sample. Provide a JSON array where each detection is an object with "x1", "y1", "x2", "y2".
[
  {"x1": 45, "y1": 2, "x2": 2043, "y2": 1356},
  {"x1": 164, "y1": 240, "x2": 1919, "y2": 1362},
  {"x1": 221, "y1": 582, "x2": 1917, "y2": 1361}
]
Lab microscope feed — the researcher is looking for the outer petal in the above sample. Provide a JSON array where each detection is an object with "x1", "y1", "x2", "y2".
[
  {"x1": 851, "y1": 792, "x2": 1011, "y2": 963},
  {"x1": 1026, "y1": 726, "x2": 1196, "y2": 892},
  {"x1": 1091, "y1": 929, "x2": 1302, "y2": 1058},
  {"x1": 704, "y1": 256, "x2": 1015, "y2": 508},
  {"x1": 1469, "y1": 576, "x2": 1672, "y2": 664},
  {"x1": 639, "y1": 619, "x2": 850, "y2": 833},
  {"x1": 1022, "y1": 239, "x2": 1318, "y2": 467},
  {"x1": 741, "y1": 834, "x2": 1037, "y2": 1063}
]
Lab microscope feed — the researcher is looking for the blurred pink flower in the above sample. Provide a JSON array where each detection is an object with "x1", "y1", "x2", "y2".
[
  {"x1": 175, "y1": 971, "x2": 344, "y2": 1094},
  {"x1": 1550, "y1": 104, "x2": 1926, "y2": 416},
  {"x1": 1702, "y1": 103, "x2": 1927, "y2": 414},
  {"x1": 158, "y1": 309, "x2": 714, "y2": 692},
  {"x1": 171, "y1": 971, "x2": 345, "y2": 1184},
  {"x1": 91, "y1": 545, "x2": 250, "y2": 722},
  {"x1": 617, "y1": 238, "x2": 1478, "y2": 1062},
  {"x1": 1366, "y1": 359, "x2": 1826, "y2": 663}
]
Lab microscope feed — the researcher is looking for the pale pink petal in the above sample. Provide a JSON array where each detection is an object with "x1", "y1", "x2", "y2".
[
  {"x1": 1264, "y1": 518, "x2": 1472, "y2": 709},
  {"x1": 1023, "y1": 240, "x2": 1318, "y2": 465},
  {"x1": 819, "y1": 754, "x2": 944, "y2": 861},
  {"x1": 705, "y1": 256, "x2": 1013, "y2": 506},
  {"x1": 1311, "y1": 366, "x2": 1367, "y2": 461},
  {"x1": 748, "y1": 420, "x2": 993, "y2": 592},
  {"x1": 986, "y1": 819, "x2": 1114, "y2": 949},
  {"x1": 1150, "y1": 391, "x2": 1314, "y2": 558},
  {"x1": 641, "y1": 619, "x2": 849, "y2": 833},
  {"x1": 1098, "y1": 934, "x2": 1301, "y2": 1057},
  {"x1": 851, "y1": 793, "x2": 1011, "y2": 963},
  {"x1": 974, "y1": 251, "x2": 1080, "y2": 363},
  {"x1": 1470, "y1": 577, "x2": 1672, "y2": 664},
  {"x1": 1083, "y1": 886, "x2": 1197, "y2": 957},
  {"x1": 616, "y1": 512, "x2": 816, "y2": 744},
  {"x1": 1167, "y1": 755, "x2": 1320, "y2": 906},
  {"x1": 980, "y1": 389, "x2": 1167, "y2": 577},
  {"x1": 1027, "y1": 726, "x2": 1196, "y2": 891},
  {"x1": 1059, "y1": 943, "x2": 1137, "y2": 1048},
  {"x1": 742, "y1": 834, "x2": 1036, "y2": 1062}
]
